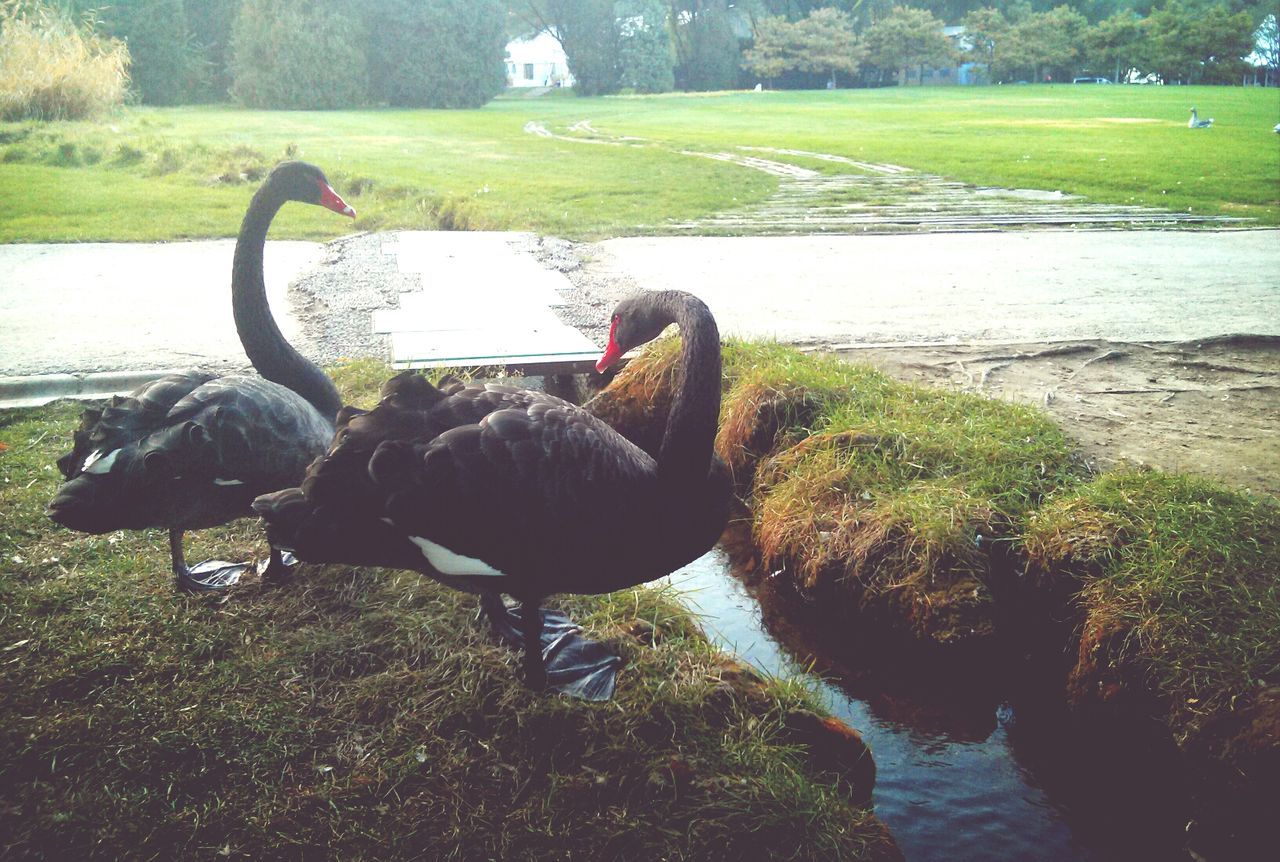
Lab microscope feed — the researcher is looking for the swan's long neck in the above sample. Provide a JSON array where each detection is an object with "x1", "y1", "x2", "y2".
[
  {"x1": 656, "y1": 292, "x2": 721, "y2": 485},
  {"x1": 232, "y1": 183, "x2": 341, "y2": 420}
]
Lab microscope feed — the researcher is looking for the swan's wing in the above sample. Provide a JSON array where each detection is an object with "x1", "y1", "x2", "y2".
[
  {"x1": 158, "y1": 375, "x2": 333, "y2": 487},
  {"x1": 256, "y1": 372, "x2": 594, "y2": 570},
  {"x1": 57, "y1": 372, "x2": 216, "y2": 479},
  {"x1": 300, "y1": 374, "x2": 573, "y2": 505},
  {"x1": 369, "y1": 401, "x2": 654, "y2": 579}
]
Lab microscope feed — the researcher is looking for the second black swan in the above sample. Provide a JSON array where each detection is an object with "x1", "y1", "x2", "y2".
[
  {"x1": 253, "y1": 290, "x2": 730, "y2": 699},
  {"x1": 47, "y1": 161, "x2": 354, "y2": 592}
]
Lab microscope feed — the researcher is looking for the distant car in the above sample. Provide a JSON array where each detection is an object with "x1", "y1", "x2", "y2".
[{"x1": 1072, "y1": 77, "x2": 1112, "y2": 84}]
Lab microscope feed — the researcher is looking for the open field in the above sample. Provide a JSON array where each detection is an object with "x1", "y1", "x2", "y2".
[{"x1": 0, "y1": 85, "x2": 1276, "y2": 242}]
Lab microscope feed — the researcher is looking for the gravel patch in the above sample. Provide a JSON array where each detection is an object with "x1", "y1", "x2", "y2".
[
  {"x1": 518, "y1": 234, "x2": 639, "y2": 346},
  {"x1": 289, "y1": 232, "x2": 413, "y2": 367}
]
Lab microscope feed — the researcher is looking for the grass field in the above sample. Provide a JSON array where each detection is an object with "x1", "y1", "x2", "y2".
[
  {"x1": 0, "y1": 362, "x2": 899, "y2": 861},
  {"x1": 0, "y1": 85, "x2": 1276, "y2": 241}
]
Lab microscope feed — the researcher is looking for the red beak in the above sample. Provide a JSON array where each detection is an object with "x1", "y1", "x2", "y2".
[
  {"x1": 595, "y1": 318, "x2": 623, "y2": 373},
  {"x1": 318, "y1": 180, "x2": 356, "y2": 218}
]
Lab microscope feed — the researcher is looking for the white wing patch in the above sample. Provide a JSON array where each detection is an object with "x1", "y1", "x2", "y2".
[
  {"x1": 406, "y1": 535, "x2": 507, "y2": 577},
  {"x1": 213, "y1": 478, "x2": 245, "y2": 486},
  {"x1": 82, "y1": 448, "x2": 120, "y2": 475}
]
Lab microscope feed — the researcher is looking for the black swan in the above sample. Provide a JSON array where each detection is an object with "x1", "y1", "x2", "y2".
[
  {"x1": 252, "y1": 290, "x2": 730, "y2": 699},
  {"x1": 47, "y1": 161, "x2": 355, "y2": 593}
]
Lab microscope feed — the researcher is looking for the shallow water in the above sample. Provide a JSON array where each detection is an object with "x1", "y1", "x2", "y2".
[{"x1": 661, "y1": 547, "x2": 1187, "y2": 862}]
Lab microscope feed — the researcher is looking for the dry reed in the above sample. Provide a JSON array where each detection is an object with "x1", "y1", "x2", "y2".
[{"x1": 0, "y1": 0, "x2": 129, "y2": 121}]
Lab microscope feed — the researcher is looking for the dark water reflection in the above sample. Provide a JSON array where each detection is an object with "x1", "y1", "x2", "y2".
[{"x1": 661, "y1": 546, "x2": 1189, "y2": 862}]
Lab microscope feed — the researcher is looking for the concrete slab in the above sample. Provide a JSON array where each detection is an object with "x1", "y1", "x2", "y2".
[
  {"x1": 0, "y1": 240, "x2": 323, "y2": 377},
  {"x1": 377, "y1": 231, "x2": 598, "y2": 369},
  {"x1": 586, "y1": 230, "x2": 1280, "y2": 346}
]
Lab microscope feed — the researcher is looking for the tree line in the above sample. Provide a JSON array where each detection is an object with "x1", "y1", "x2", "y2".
[{"x1": 3, "y1": 0, "x2": 1274, "y2": 120}]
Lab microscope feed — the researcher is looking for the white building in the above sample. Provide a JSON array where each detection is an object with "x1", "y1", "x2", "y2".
[{"x1": 505, "y1": 30, "x2": 574, "y2": 89}]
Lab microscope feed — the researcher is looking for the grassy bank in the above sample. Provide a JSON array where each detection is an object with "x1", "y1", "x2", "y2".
[
  {"x1": 0, "y1": 364, "x2": 899, "y2": 862},
  {"x1": 1025, "y1": 469, "x2": 1280, "y2": 853},
  {"x1": 1, "y1": 85, "x2": 1276, "y2": 241},
  {"x1": 591, "y1": 339, "x2": 1083, "y2": 651},
  {"x1": 1026, "y1": 469, "x2": 1280, "y2": 742},
  {"x1": 595, "y1": 336, "x2": 1278, "y2": 853}
]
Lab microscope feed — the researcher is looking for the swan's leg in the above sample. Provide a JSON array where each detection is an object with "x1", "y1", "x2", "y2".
[
  {"x1": 169, "y1": 528, "x2": 187, "y2": 580},
  {"x1": 256, "y1": 545, "x2": 298, "y2": 585},
  {"x1": 478, "y1": 592, "x2": 576, "y2": 647},
  {"x1": 477, "y1": 594, "x2": 621, "y2": 700},
  {"x1": 479, "y1": 591, "x2": 521, "y2": 645},
  {"x1": 172, "y1": 528, "x2": 248, "y2": 593},
  {"x1": 520, "y1": 594, "x2": 548, "y2": 692}
]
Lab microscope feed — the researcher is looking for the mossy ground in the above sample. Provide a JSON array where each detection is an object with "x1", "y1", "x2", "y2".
[{"x1": 0, "y1": 363, "x2": 899, "y2": 862}]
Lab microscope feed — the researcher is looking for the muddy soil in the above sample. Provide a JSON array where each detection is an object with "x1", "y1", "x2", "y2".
[{"x1": 833, "y1": 336, "x2": 1280, "y2": 499}]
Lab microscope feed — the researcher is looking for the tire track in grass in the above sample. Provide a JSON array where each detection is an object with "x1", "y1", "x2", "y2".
[{"x1": 525, "y1": 121, "x2": 1251, "y2": 234}]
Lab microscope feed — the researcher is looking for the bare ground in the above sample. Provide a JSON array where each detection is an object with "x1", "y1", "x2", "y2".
[{"x1": 835, "y1": 336, "x2": 1280, "y2": 498}]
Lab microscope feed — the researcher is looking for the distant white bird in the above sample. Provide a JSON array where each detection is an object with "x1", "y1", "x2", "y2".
[{"x1": 1188, "y1": 107, "x2": 1213, "y2": 128}]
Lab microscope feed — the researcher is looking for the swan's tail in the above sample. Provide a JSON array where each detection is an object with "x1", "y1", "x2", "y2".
[{"x1": 253, "y1": 486, "x2": 420, "y2": 570}]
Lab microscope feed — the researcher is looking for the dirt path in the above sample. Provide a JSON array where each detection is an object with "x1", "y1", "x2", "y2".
[{"x1": 837, "y1": 336, "x2": 1280, "y2": 497}]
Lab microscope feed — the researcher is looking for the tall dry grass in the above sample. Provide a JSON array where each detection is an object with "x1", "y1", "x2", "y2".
[{"x1": 0, "y1": 0, "x2": 129, "y2": 121}]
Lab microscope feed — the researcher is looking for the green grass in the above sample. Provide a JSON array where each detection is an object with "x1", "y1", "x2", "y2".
[
  {"x1": 724, "y1": 344, "x2": 1081, "y2": 645},
  {"x1": 0, "y1": 365, "x2": 898, "y2": 861},
  {"x1": 0, "y1": 85, "x2": 1276, "y2": 241},
  {"x1": 597, "y1": 339, "x2": 1083, "y2": 647},
  {"x1": 1025, "y1": 469, "x2": 1280, "y2": 741}
]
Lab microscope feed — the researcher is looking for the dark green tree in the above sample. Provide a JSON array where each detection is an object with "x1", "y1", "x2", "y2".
[
  {"x1": 184, "y1": 0, "x2": 238, "y2": 101},
  {"x1": 863, "y1": 5, "x2": 954, "y2": 84},
  {"x1": 743, "y1": 7, "x2": 864, "y2": 86},
  {"x1": 673, "y1": 0, "x2": 743, "y2": 90},
  {"x1": 92, "y1": 0, "x2": 204, "y2": 104},
  {"x1": 792, "y1": 7, "x2": 865, "y2": 84},
  {"x1": 1007, "y1": 4, "x2": 1087, "y2": 81},
  {"x1": 1141, "y1": 1, "x2": 1255, "y2": 82},
  {"x1": 1084, "y1": 10, "x2": 1144, "y2": 80},
  {"x1": 962, "y1": 6, "x2": 1012, "y2": 80},
  {"x1": 363, "y1": 0, "x2": 507, "y2": 108},
  {"x1": 742, "y1": 14, "x2": 800, "y2": 82},
  {"x1": 230, "y1": 0, "x2": 369, "y2": 109},
  {"x1": 617, "y1": 0, "x2": 674, "y2": 92}
]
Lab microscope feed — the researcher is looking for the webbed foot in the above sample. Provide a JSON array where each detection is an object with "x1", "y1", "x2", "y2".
[
  {"x1": 176, "y1": 560, "x2": 248, "y2": 593},
  {"x1": 478, "y1": 594, "x2": 621, "y2": 701},
  {"x1": 257, "y1": 548, "x2": 299, "y2": 585}
]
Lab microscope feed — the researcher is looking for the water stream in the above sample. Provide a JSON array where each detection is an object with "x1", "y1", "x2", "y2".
[{"x1": 661, "y1": 547, "x2": 1188, "y2": 862}]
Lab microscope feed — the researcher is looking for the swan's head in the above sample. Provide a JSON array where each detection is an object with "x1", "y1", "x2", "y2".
[
  {"x1": 47, "y1": 443, "x2": 155, "y2": 533},
  {"x1": 268, "y1": 161, "x2": 355, "y2": 218},
  {"x1": 48, "y1": 419, "x2": 240, "y2": 534},
  {"x1": 596, "y1": 292, "x2": 683, "y2": 372}
]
